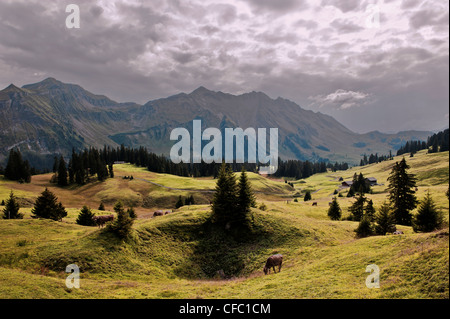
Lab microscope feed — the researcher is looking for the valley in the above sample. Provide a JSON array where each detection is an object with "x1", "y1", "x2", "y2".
[{"x1": 0, "y1": 149, "x2": 448, "y2": 299}]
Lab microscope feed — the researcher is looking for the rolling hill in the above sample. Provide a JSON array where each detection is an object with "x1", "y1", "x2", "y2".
[
  {"x1": 0, "y1": 78, "x2": 432, "y2": 168},
  {"x1": 0, "y1": 149, "x2": 448, "y2": 299}
]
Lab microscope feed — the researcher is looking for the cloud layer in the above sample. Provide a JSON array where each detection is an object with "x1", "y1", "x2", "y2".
[{"x1": 0, "y1": 0, "x2": 448, "y2": 133}]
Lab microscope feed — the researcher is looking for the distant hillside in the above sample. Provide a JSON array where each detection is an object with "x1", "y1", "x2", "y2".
[{"x1": 0, "y1": 78, "x2": 432, "y2": 168}]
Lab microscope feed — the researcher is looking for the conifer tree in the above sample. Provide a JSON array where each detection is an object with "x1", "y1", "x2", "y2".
[
  {"x1": 355, "y1": 215, "x2": 374, "y2": 238},
  {"x1": 212, "y1": 162, "x2": 238, "y2": 227},
  {"x1": 76, "y1": 206, "x2": 96, "y2": 226},
  {"x1": 108, "y1": 163, "x2": 114, "y2": 178},
  {"x1": 236, "y1": 167, "x2": 256, "y2": 226},
  {"x1": 347, "y1": 187, "x2": 355, "y2": 197},
  {"x1": 348, "y1": 192, "x2": 366, "y2": 221},
  {"x1": 2, "y1": 191, "x2": 23, "y2": 219},
  {"x1": 413, "y1": 191, "x2": 443, "y2": 233},
  {"x1": 107, "y1": 201, "x2": 134, "y2": 239},
  {"x1": 57, "y1": 156, "x2": 68, "y2": 186},
  {"x1": 327, "y1": 197, "x2": 342, "y2": 220},
  {"x1": 4, "y1": 149, "x2": 31, "y2": 183},
  {"x1": 31, "y1": 188, "x2": 67, "y2": 221},
  {"x1": 387, "y1": 157, "x2": 417, "y2": 225},
  {"x1": 374, "y1": 201, "x2": 396, "y2": 235},
  {"x1": 98, "y1": 202, "x2": 105, "y2": 211},
  {"x1": 304, "y1": 190, "x2": 312, "y2": 201},
  {"x1": 175, "y1": 196, "x2": 184, "y2": 208},
  {"x1": 365, "y1": 199, "x2": 376, "y2": 222}
]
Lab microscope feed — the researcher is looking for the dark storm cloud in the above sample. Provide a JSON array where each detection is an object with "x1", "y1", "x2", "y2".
[
  {"x1": 330, "y1": 19, "x2": 365, "y2": 33},
  {"x1": 243, "y1": 0, "x2": 309, "y2": 13},
  {"x1": 321, "y1": 0, "x2": 362, "y2": 12},
  {"x1": 0, "y1": 0, "x2": 448, "y2": 133},
  {"x1": 409, "y1": 9, "x2": 449, "y2": 29}
]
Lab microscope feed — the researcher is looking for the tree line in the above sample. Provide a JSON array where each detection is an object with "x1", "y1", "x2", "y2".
[
  {"x1": 2, "y1": 144, "x2": 349, "y2": 184},
  {"x1": 396, "y1": 128, "x2": 449, "y2": 156},
  {"x1": 360, "y1": 151, "x2": 393, "y2": 166},
  {"x1": 273, "y1": 158, "x2": 348, "y2": 180}
]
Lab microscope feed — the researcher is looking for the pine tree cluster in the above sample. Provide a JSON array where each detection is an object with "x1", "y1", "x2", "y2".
[
  {"x1": 396, "y1": 129, "x2": 449, "y2": 156},
  {"x1": 212, "y1": 163, "x2": 256, "y2": 231},
  {"x1": 4, "y1": 149, "x2": 32, "y2": 183}
]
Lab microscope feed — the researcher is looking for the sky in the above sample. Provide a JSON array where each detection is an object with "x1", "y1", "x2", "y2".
[{"x1": 0, "y1": 0, "x2": 448, "y2": 133}]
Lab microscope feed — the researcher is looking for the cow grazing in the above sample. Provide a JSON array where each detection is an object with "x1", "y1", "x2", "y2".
[
  {"x1": 393, "y1": 230, "x2": 404, "y2": 235},
  {"x1": 263, "y1": 254, "x2": 283, "y2": 275},
  {"x1": 153, "y1": 210, "x2": 164, "y2": 217},
  {"x1": 312, "y1": 202, "x2": 318, "y2": 206},
  {"x1": 93, "y1": 214, "x2": 114, "y2": 228}
]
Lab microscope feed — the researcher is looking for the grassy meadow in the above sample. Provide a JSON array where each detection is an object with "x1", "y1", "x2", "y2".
[{"x1": 0, "y1": 150, "x2": 448, "y2": 299}]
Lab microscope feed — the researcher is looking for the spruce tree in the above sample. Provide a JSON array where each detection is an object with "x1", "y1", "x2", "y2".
[
  {"x1": 387, "y1": 157, "x2": 418, "y2": 225},
  {"x1": 327, "y1": 197, "x2": 342, "y2": 220},
  {"x1": 76, "y1": 206, "x2": 96, "y2": 226},
  {"x1": 348, "y1": 192, "x2": 366, "y2": 221},
  {"x1": 31, "y1": 188, "x2": 67, "y2": 221},
  {"x1": 2, "y1": 191, "x2": 23, "y2": 219},
  {"x1": 212, "y1": 162, "x2": 238, "y2": 227},
  {"x1": 107, "y1": 201, "x2": 134, "y2": 239},
  {"x1": 236, "y1": 167, "x2": 256, "y2": 226},
  {"x1": 374, "y1": 201, "x2": 396, "y2": 235},
  {"x1": 108, "y1": 163, "x2": 114, "y2": 178},
  {"x1": 57, "y1": 156, "x2": 68, "y2": 186},
  {"x1": 175, "y1": 196, "x2": 184, "y2": 208},
  {"x1": 304, "y1": 190, "x2": 312, "y2": 201},
  {"x1": 413, "y1": 191, "x2": 443, "y2": 233},
  {"x1": 365, "y1": 199, "x2": 376, "y2": 222},
  {"x1": 347, "y1": 187, "x2": 355, "y2": 197},
  {"x1": 98, "y1": 202, "x2": 105, "y2": 211},
  {"x1": 355, "y1": 215, "x2": 374, "y2": 238},
  {"x1": 4, "y1": 149, "x2": 31, "y2": 183}
]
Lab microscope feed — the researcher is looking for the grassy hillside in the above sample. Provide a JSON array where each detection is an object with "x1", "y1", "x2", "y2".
[{"x1": 0, "y1": 150, "x2": 448, "y2": 298}]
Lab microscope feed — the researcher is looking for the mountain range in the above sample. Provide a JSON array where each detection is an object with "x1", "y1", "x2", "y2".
[{"x1": 0, "y1": 77, "x2": 433, "y2": 168}]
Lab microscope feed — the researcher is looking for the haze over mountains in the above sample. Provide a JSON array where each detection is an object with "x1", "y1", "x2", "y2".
[{"x1": 0, "y1": 78, "x2": 433, "y2": 168}]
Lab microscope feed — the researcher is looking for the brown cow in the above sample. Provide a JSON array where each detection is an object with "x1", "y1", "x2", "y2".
[
  {"x1": 153, "y1": 210, "x2": 164, "y2": 217},
  {"x1": 263, "y1": 254, "x2": 283, "y2": 275},
  {"x1": 312, "y1": 202, "x2": 318, "y2": 206},
  {"x1": 93, "y1": 214, "x2": 114, "y2": 228}
]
